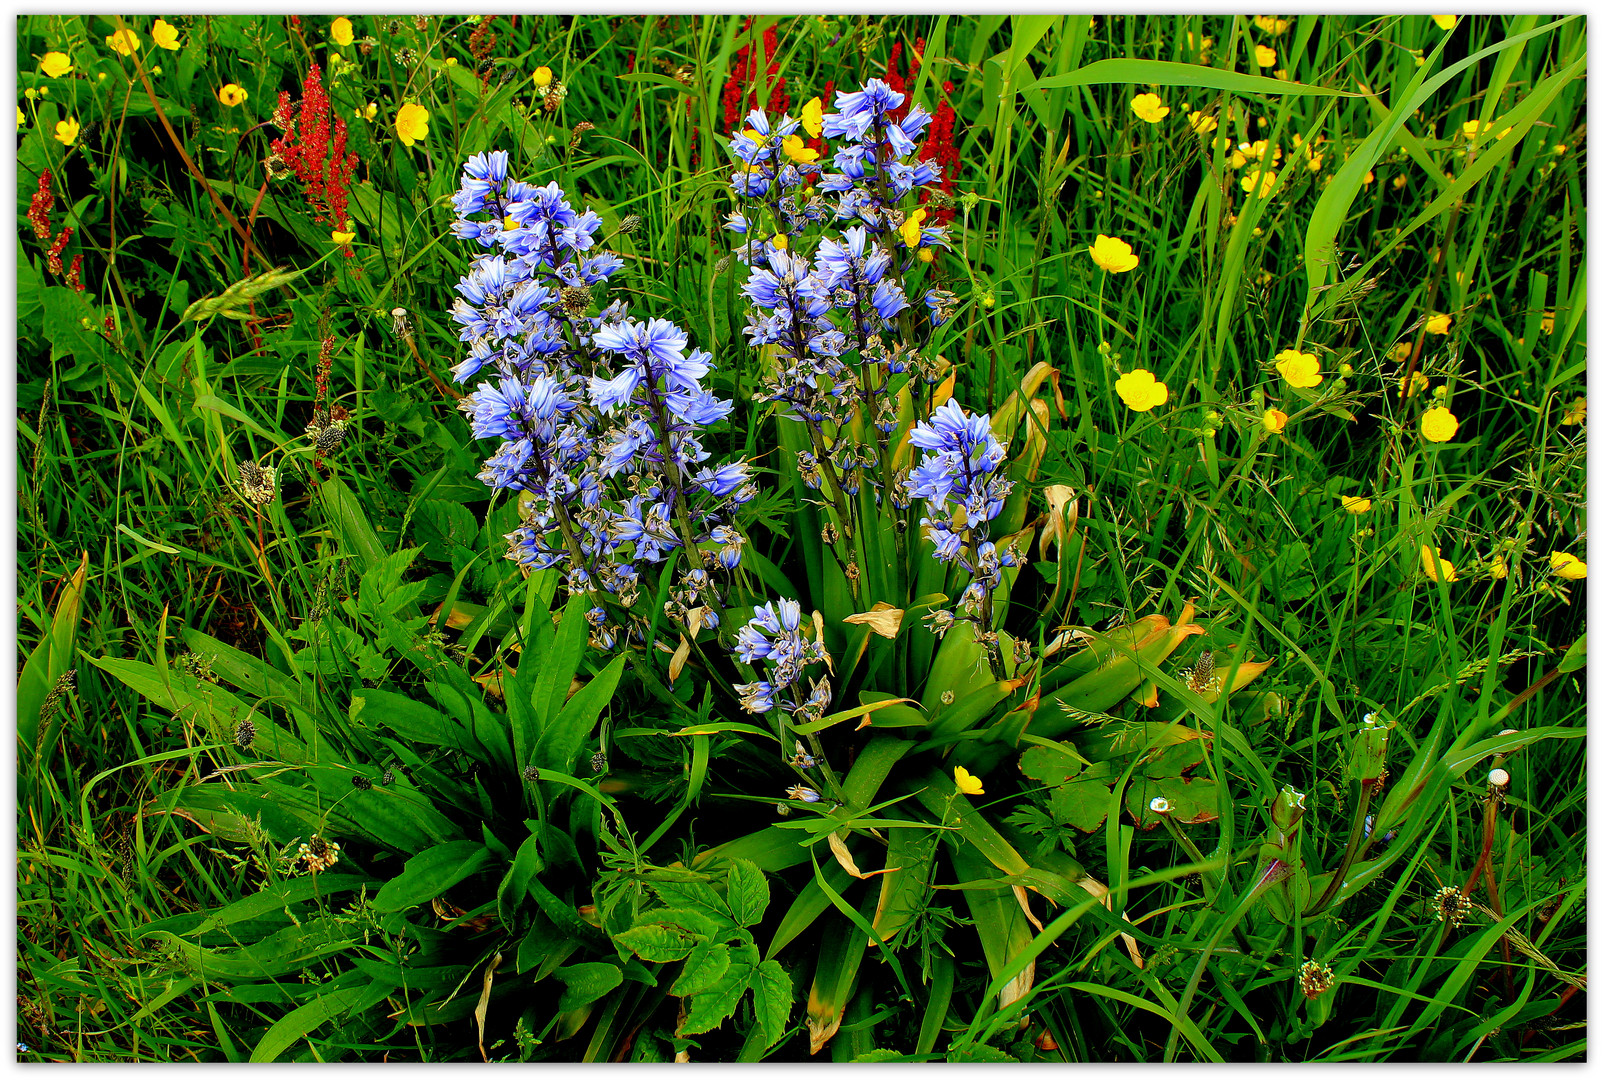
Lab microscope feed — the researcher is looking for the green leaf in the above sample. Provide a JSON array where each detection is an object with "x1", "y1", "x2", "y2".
[
  {"x1": 320, "y1": 477, "x2": 387, "y2": 572},
  {"x1": 1559, "y1": 633, "x2": 1586, "y2": 673},
  {"x1": 372, "y1": 841, "x2": 493, "y2": 913},
  {"x1": 1019, "y1": 743, "x2": 1086, "y2": 786},
  {"x1": 356, "y1": 689, "x2": 471, "y2": 754},
  {"x1": 751, "y1": 959, "x2": 794, "y2": 1049},
  {"x1": 1030, "y1": 58, "x2": 1358, "y2": 97},
  {"x1": 615, "y1": 921, "x2": 704, "y2": 964},
  {"x1": 249, "y1": 986, "x2": 369, "y2": 1063},
  {"x1": 533, "y1": 593, "x2": 589, "y2": 726},
  {"x1": 188, "y1": 874, "x2": 371, "y2": 935},
  {"x1": 651, "y1": 879, "x2": 733, "y2": 924},
  {"x1": 949, "y1": 1044, "x2": 1020, "y2": 1063},
  {"x1": 551, "y1": 962, "x2": 625, "y2": 1012},
  {"x1": 536, "y1": 654, "x2": 625, "y2": 774},
  {"x1": 670, "y1": 941, "x2": 731, "y2": 997},
  {"x1": 498, "y1": 832, "x2": 544, "y2": 924},
  {"x1": 678, "y1": 942, "x2": 758, "y2": 1036},
  {"x1": 725, "y1": 859, "x2": 770, "y2": 927}
]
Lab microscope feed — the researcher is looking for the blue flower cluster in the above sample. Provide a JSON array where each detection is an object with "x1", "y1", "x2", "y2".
[
  {"x1": 732, "y1": 598, "x2": 832, "y2": 719},
  {"x1": 907, "y1": 399, "x2": 1019, "y2": 614},
  {"x1": 448, "y1": 153, "x2": 755, "y2": 644},
  {"x1": 723, "y1": 82, "x2": 959, "y2": 442}
]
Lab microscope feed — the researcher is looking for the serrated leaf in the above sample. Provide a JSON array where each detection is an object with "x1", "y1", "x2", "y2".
[
  {"x1": 551, "y1": 962, "x2": 624, "y2": 1012},
  {"x1": 678, "y1": 942, "x2": 758, "y2": 1036},
  {"x1": 651, "y1": 879, "x2": 733, "y2": 924},
  {"x1": 726, "y1": 858, "x2": 770, "y2": 927},
  {"x1": 670, "y1": 941, "x2": 731, "y2": 997},
  {"x1": 615, "y1": 921, "x2": 703, "y2": 964},
  {"x1": 751, "y1": 959, "x2": 794, "y2": 1049},
  {"x1": 949, "y1": 1044, "x2": 1019, "y2": 1063}
]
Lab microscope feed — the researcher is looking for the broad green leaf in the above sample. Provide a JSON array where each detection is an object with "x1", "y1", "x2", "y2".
[
  {"x1": 678, "y1": 942, "x2": 758, "y2": 1036},
  {"x1": 651, "y1": 878, "x2": 733, "y2": 924},
  {"x1": 615, "y1": 921, "x2": 704, "y2": 964},
  {"x1": 249, "y1": 986, "x2": 369, "y2": 1062},
  {"x1": 536, "y1": 654, "x2": 625, "y2": 774},
  {"x1": 670, "y1": 941, "x2": 731, "y2": 997},
  {"x1": 552, "y1": 962, "x2": 625, "y2": 1012},
  {"x1": 372, "y1": 841, "x2": 493, "y2": 913},
  {"x1": 751, "y1": 959, "x2": 795, "y2": 1049},
  {"x1": 726, "y1": 858, "x2": 770, "y2": 927}
]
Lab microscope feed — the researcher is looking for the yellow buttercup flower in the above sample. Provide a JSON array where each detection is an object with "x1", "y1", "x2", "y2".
[
  {"x1": 1088, "y1": 234, "x2": 1138, "y2": 273},
  {"x1": 1188, "y1": 110, "x2": 1218, "y2": 135},
  {"x1": 1399, "y1": 370, "x2": 1430, "y2": 399},
  {"x1": 1340, "y1": 495, "x2": 1372, "y2": 515},
  {"x1": 105, "y1": 28, "x2": 141, "y2": 56},
  {"x1": 17, "y1": 106, "x2": 25, "y2": 129},
  {"x1": 330, "y1": 17, "x2": 354, "y2": 47},
  {"x1": 781, "y1": 133, "x2": 819, "y2": 165},
  {"x1": 534, "y1": 66, "x2": 553, "y2": 89},
  {"x1": 1241, "y1": 168, "x2": 1277, "y2": 198},
  {"x1": 918, "y1": 247, "x2": 935, "y2": 263},
  {"x1": 1115, "y1": 368, "x2": 1169, "y2": 412},
  {"x1": 1550, "y1": 552, "x2": 1587, "y2": 580},
  {"x1": 953, "y1": 766, "x2": 985, "y2": 796},
  {"x1": 54, "y1": 116, "x2": 80, "y2": 145},
  {"x1": 1424, "y1": 312, "x2": 1451, "y2": 335},
  {"x1": 1274, "y1": 349, "x2": 1322, "y2": 388},
  {"x1": 1421, "y1": 545, "x2": 1458, "y2": 583},
  {"x1": 1262, "y1": 408, "x2": 1288, "y2": 433},
  {"x1": 1560, "y1": 397, "x2": 1585, "y2": 426},
  {"x1": 331, "y1": 228, "x2": 355, "y2": 245},
  {"x1": 1255, "y1": 44, "x2": 1277, "y2": 67},
  {"x1": 152, "y1": 19, "x2": 181, "y2": 51},
  {"x1": 395, "y1": 102, "x2": 430, "y2": 146},
  {"x1": 802, "y1": 96, "x2": 824, "y2": 139},
  {"x1": 1488, "y1": 554, "x2": 1508, "y2": 579},
  {"x1": 899, "y1": 207, "x2": 927, "y2": 249},
  {"x1": 218, "y1": 83, "x2": 247, "y2": 107},
  {"x1": 1419, "y1": 405, "x2": 1459, "y2": 443},
  {"x1": 1432, "y1": 14, "x2": 1458, "y2": 30},
  {"x1": 1255, "y1": 15, "x2": 1291, "y2": 35},
  {"x1": 1131, "y1": 93, "x2": 1169, "y2": 124},
  {"x1": 40, "y1": 52, "x2": 73, "y2": 78},
  {"x1": 770, "y1": 234, "x2": 788, "y2": 251},
  {"x1": 362, "y1": 102, "x2": 378, "y2": 121}
]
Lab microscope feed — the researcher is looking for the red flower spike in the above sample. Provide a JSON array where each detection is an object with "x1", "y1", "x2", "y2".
[
  {"x1": 269, "y1": 63, "x2": 360, "y2": 253},
  {"x1": 28, "y1": 172, "x2": 55, "y2": 241}
]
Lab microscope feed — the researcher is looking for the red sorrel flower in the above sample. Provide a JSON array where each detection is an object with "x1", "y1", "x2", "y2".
[
  {"x1": 919, "y1": 81, "x2": 961, "y2": 224},
  {"x1": 28, "y1": 171, "x2": 54, "y2": 241},
  {"x1": 269, "y1": 64, "x2": 359, "y2": 255},
  {"x1": 722, "y1": 20, "x2": 787, "y2": 132}
]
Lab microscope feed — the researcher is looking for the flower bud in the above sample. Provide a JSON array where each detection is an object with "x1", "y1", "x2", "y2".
[
  {"x1": 1271, "y1": 785, "x2": 1306, "y2": 834},
  {"x1": 1488, "y1": 768, "x2": 1509, "y2": 788},
  {"x1": 1350, "y1": 713, "x2": 1391, "y2": 783}
]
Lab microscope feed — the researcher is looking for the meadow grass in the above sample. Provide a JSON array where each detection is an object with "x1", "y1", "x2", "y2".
[{"x1": 16, "y1": 13, "x2": 1586, "y2": 1062}]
